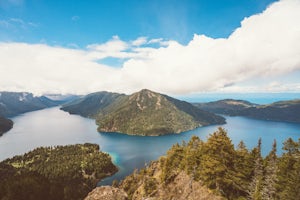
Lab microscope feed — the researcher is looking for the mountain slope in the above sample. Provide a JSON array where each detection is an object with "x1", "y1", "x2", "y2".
[
  {"x1": 194, "y1": 99, "x2": 257, "y2": 115},
  {"x1": 0, "y1": 92, "x2": 60, "y2": 117},
  {"x1": 61, "y1": 91, "x2": 124, "y2": 118},
  {"x1": 237, "y1": 99, "x2": 300, "y2": 123},
  {"x1": 96, "y1": 89, "x2": 225, "y2": 136},
  {"x1": 0, "y1": 117, "x2": 13, "y2": 136},
  {"x1": 195, "y1": 99, "x2": 300, "y2": 123}
]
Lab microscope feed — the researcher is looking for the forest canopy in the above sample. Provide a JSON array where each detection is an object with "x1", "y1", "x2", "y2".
[{"x1": 0, "y1": 143, "x2": 118, "y2": 200}]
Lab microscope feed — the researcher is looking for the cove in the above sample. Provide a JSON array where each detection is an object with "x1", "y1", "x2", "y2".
[{"x1": 0, "y1": 107, "x2": 299, "y2": 185}]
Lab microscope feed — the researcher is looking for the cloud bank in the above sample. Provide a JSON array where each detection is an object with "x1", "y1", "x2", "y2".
[{"x1": 0, "y1": 0, "x2": 300, "y2": 95}]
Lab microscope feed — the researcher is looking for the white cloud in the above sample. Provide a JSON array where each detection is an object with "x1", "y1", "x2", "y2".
[
  {"x1": 131, "y1": 37, "x2": 148, "y2": 46},
  {"x1": 0, "y1": 0, "x2": 300, "y2": 95}
]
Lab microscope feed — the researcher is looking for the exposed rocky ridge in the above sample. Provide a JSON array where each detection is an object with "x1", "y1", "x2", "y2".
[
  {"x1": 86, "y1": 160, "x2": 223, "y2": 200},
  {"x1": 84, "y1": 186, "x2": 128, "y2": 200},
  {"x1": 96, "y1": 89, "x2": 225, "y2": 136}
]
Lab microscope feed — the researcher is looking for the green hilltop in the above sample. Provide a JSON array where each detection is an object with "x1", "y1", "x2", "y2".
[{"x1": 96, "y1": 89, "x2": 225, "y2": 136}]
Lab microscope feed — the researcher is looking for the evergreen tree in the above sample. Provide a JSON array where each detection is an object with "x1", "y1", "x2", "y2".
[
  {"x1": 200, "y1": 127, "x2": 237, "y2": 199},
  {"x1": 277, "y1": 138, "x2": 300, "y2": 199},
  {"x1": 248, "y1": 138, "x2": 263, "y2": 200},
  {"x1": 235, "y1": 141, "x2": 253, "y2": 198},
  {"x1": 262, "y1": 140, "x2": 277, "y2": 200}
]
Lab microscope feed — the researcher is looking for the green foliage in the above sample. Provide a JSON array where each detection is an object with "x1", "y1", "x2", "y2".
[
  {"x1": 156, "y1": 128, "x2": 299, "y2": 200},
  {"x1": 276, "y1": 138, "x2": 300, "y2": 199},
  {"x1": 0, "y1": 143, "x2": 117, "y2": 200},
  {"x1": 96, "y1": 89, "x2": 225, "y2": 136}
]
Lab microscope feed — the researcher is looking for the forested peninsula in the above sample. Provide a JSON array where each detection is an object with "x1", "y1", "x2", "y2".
[{"x1": 0, "y1": 143, "x2": 117, "y2": 200}]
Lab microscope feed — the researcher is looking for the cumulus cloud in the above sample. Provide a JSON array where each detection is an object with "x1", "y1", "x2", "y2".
[
  {"x1": 131, "y1": 37, "x2": 148, "y2": 46},
  {"x1": 0, "y1": 0, "x2": 300, "y2": 95}
]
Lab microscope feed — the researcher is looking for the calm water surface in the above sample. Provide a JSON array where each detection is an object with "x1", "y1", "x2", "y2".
[{"x1": 0, "y1": 107, "x2": 299, "y2": 185}]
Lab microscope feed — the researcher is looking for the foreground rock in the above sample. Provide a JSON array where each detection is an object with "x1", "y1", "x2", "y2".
[{"x1": 85, "y1": 186, "x2": 128, "y2": 200}]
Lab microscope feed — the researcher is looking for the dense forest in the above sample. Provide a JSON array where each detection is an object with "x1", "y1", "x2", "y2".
[
  {"x1": 115, "y1": 128, "x2": 300, "y2": 200},
  {"x1": 0, "y1": 143, "x2": 118, "y2": 200}
]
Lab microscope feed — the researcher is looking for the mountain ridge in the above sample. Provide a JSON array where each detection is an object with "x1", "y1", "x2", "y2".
[
  {"x1": 195, "y1": 99, "x2": 300, "y2": 123},
  {"x1": 96, "y1": 89, "x2": 225, "y2": 136}
]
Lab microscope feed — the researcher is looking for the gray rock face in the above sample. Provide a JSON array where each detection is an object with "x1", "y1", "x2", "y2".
[{"x1": 84, "y1": 186, "x2": 128, "y2": 200}]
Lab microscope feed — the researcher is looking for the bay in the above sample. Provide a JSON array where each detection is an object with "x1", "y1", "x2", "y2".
[{"x1": 0, "y1": 107, "x2": 299, "y2": 185}]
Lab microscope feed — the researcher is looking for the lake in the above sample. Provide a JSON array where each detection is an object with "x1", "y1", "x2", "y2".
[{"x1": 0, "y1": 107, "x2": 299, "y2": 185}]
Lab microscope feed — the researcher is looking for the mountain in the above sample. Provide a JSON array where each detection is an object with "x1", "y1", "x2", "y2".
[
  {"x1": 194, "y1": 99, "x2": 257, "y2": 115},
  {"x1": 96, "y1": 89, "x2": 225, "y2": 136},
  {"x1": 195, "y1": 98, "x2": 300, "y2": 123},
  {"x1": 236, "y1": 99, "x2": 300, "y2": 123},
  {"x1": 61, "y1": 91, "x2": 124, "y2": 118},
  {"x1": 0, "y1": 92, "x2": 60, "y2": 117},
  {"x1": 0, "y1": 117, "x2": 13, "y2": 136}
]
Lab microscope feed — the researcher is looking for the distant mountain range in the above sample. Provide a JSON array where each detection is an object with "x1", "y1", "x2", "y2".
[
  {"x1": 62, "y1": 89, "x2": 225, "y2": 136},
  {"x1": 0, "y1": 92, "x2": 61, "y2": 135},
  {"x1": 194, "y1": 99, "x2": 300, "y2": 123},
  {"x1": 0, "y1": 92, "x2": 60, "y2": 117},
  {"x1": 61, "y1": 92, "x2": 124, "y2": 118}
]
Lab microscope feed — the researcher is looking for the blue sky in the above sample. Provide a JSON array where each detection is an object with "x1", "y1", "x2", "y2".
[
  {"x1": 0, "y1": 0, "x2": 300, "y2": 96},
  {"x1": 1, "y1": 0, "x2": 277, "y2": 46}
]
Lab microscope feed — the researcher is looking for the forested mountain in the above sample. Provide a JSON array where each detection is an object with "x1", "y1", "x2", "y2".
[
  {"x1": 194, "y1": 99, "x2": 257, "y2": 115},
  {"x1": 0, "y1": 116, "x2": 13, "y2": 136},
  {"x1": 195, "y1": 99, "x2": 300, "y2": 123},
  {"x1": 87, "y1": 128, "x2": 300, "y2": 200},
  {"x1": 0, "y1": 92, "x2": 60, "y2": 117},
  {"x1": 96, "y1": 89, "x2": 225, "y2": 136},
  {"x1": 61, "y1": 91, "x2": 124, "y2": 118},
  {"x1": 0, "y1": 143, "x2": 117, "y2": 200}
]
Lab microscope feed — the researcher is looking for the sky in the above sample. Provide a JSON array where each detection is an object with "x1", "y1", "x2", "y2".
[{"x1": 0, "y1": 0, "x2": 300, "y2": 96}]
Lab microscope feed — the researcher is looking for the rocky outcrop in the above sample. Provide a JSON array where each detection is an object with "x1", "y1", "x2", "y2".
[{"x1": 85, "y1": 186, "x2": 128, "y2": 200}]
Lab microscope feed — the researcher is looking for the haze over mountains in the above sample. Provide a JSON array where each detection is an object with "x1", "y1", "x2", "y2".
[
  {"x1": 0, "y1": 92, "x2": 59, "y2": 117},
  {"x1": 0, "y1": 92, "x2": 61, "y2": 135}
]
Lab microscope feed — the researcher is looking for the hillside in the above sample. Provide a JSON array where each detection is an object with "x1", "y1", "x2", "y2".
[
  {"x1": 0, "y1": 92, "x2": 60, "y2": 117},
  {"x1": 194, "y1": 99, "x2": 257, "y2": 115},
  {"x1": 0, "y1": 116, "x2": 13, "y2": 136},
  {"x1": 195, "y1": 99, "x2": 300, "y2": 123},
  {"x1": 96, "y1": 89, "x2": 225, "y2": 136},
  {"x1": 237, "y1": 99, "x2": 300, "y2": 123},
  {"x1": 86, "y1": 128, "x2": 300, "y2": 200},
  {"x1": 0, "y1": 143, "x2": 118, "y2": 200},
  {"x1": 61, "y1": 91, "x2": 124, "y2": 118}
]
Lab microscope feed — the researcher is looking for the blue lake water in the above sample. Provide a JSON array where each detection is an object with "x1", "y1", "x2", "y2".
[{"x1": 0, "y1": 107, "x2": 299, "y2": 185}]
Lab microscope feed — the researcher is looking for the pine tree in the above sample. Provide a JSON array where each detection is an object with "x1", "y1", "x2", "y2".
[
  {"x1": 234, "y1": 141, "x2": 253, "y2": 198},
  {"x1": 200, "y1": 127, "x2": 237, "y2": 199},
  {"x1": 262, "y1": 140, "x2": 277, "y2": 200},
  {"x1": 248, "y1": 138, "x2": 263, "y2": 200},
  {"x1": 277, "y1": 138, "x2": 300, "y2": 199}
]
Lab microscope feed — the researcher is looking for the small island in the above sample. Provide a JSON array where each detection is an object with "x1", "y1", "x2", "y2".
[{"x1": 0, "y1": 143, "x2": 118, "y2": 200}]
